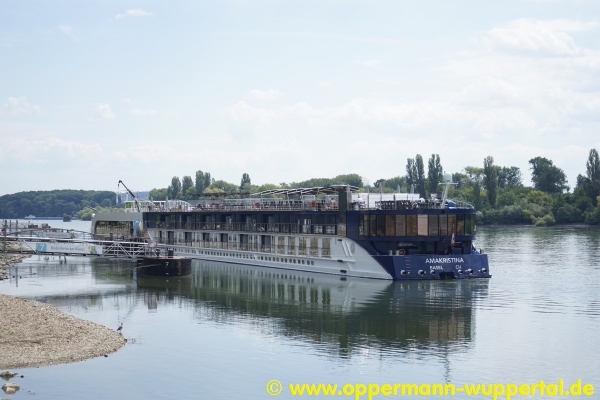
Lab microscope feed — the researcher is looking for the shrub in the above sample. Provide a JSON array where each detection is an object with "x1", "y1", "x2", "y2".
[
  {"x1": 554, "y1": 204, "x2": 583, "y2": 223},
  {"x1": 534, "y1": 218, "x2": 547, "y2": 226},
  {"x1": 584, "y1": 207, "x2": 600, "y2": 225},
  {"x1": 543, "y1": 213, "x2": 556, "y2": 226}
]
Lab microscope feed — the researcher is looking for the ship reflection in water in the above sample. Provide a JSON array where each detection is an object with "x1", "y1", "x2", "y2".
[
  {"x1": 14, "y1": 257, "x2": 488, "y2": 358},
  {"x1": 135, "y1": 261, "x2": 489, "y2": 357}
]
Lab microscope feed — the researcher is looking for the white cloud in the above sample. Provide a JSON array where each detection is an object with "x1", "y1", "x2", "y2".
[
  {"x1": 56, "y1": 25, "x2": 77, "y2": 40},
  {"x1": 115, "y1": 9, "x2": 154, "y2": 19},
  {"x1": 247, "y1": 88, "x2": 284, "y2": 101},
  {"x1": 318, "y1": 81, "x2": 332, "y2": 87},
  {"x1": 357, "y1": 60, "x2": 381, "y2": 68},
  {"x1": 485, "y1": 19, "x2": 599, "y2": 55},
  {"x1": 58, "y1": 25, "x2": 72, "y2": 35},
  {"x1": 162, "y1": 111, "x2": 181, "y2": 119},
  {"x1": 131, "y1": 108, "x2": 180, "y2": 118},
  {"x1": 1, "y1": 96, "x2": 40, "y2": 117},
  {"x1": 94, "y1": 104, "x2": 115, "y2": 120},
  {"x1": 132, "y1": 108, "x2": 158, "y2": 117},
  {"x1": 0, "y1": 137, "x2": 103, "y2": 165},
  {"x1": 121, "y1": 98, "x2": 134, "y2": 104},
  {"x1": 224, "y1": 101, "x2": 276, "y2": 126}
]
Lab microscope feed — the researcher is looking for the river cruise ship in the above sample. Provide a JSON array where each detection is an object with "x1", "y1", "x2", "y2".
[{"x1": 91, "y1": 184, "x2": 490, "y2": 280}]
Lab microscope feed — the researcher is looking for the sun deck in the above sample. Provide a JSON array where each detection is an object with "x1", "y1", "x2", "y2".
[{"x1": 124, "y1": 185, "x2": 474, "y2": 213}]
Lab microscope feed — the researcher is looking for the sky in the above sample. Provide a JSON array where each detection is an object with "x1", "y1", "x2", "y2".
[{"x1": 1, "y1": 0, "x2": 600, "y2": 195}]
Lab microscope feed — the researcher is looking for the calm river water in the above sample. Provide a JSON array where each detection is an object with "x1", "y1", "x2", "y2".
[{"x1": 1, "y1": 224, "x2": 599, "y2": 399}]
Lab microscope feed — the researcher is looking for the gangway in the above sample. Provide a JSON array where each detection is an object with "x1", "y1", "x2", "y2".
[{"x1": 3, "y1": 236, "x2": 152, "y2": 260}]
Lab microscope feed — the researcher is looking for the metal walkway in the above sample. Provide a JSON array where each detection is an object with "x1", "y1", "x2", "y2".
[{"x1": 3, "y1": 236, "x2": 150, "y2": 259}]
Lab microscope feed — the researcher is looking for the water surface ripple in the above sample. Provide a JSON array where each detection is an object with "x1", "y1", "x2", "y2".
[{"x1": 0, "y1": 225, "x2": 598, "y2": 399}]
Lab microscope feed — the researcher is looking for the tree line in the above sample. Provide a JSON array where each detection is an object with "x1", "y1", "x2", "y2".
[
  {"x1": 154, "y1": 150, "x2": 600, "y2": 226},
  {"x1": 149, "y1": 172, "x2": 363, "y2": 200},
  {"x1": 0, "y1": 190, "x2": 119, "y2": 219},
  {"x1": 2, "y1": 150, "x2": 599, "y2": 226},
  {"x1": 438, "y1": 151, "x2": 598, "y2": 226}
]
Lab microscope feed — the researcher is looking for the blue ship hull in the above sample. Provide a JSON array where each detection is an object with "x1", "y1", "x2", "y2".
[{"x1": 374, "y1": 254, "x2": 490, "y2": 280}]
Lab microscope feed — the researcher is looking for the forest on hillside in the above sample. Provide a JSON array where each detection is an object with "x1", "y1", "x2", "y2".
[{"x1": 0, "y1": 190, "x2": 119, "y2": 219}]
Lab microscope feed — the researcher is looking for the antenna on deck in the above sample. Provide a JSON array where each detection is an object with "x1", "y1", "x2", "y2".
[{"x1": 440, "y1": 172, "x2": 457, "y2": 209}]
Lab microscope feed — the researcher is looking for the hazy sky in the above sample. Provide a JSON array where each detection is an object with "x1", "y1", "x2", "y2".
[{"x1": 1, "y1": 1, "x2": 599, "y2": 195}]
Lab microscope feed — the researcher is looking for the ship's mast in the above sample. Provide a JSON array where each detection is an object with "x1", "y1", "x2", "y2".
[{"x1": 440, "y1": 172, "x2": 457, "y2": 209}]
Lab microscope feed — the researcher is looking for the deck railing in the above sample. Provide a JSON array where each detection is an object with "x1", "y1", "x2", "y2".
[
  {"x1": 155, "y1": 238, "x2": 331, "y2": 258},
  {"x1": 146, "y1": 222, "x2": 338, "y2": 235},
  {"x1": 140, "y1": 199, "x2": 472, "y2": 213}
]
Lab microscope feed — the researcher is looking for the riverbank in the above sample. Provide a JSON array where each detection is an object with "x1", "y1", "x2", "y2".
[
  {"x1": 0, "y1": 252, "x2": 31, "y2": 280},
  {"x1": 0, "y1": 294, "x2": 126, "y2": 369}
]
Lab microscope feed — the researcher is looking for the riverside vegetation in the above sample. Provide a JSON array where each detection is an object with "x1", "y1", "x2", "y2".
[
  {"x1": 1, "y1": 150, "x2": 599, "y2": 227},
  {"x1": 152, "y1": 149, "x2": 600, "y2": 227}
]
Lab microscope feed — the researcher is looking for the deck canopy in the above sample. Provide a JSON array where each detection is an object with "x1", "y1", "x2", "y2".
[{"x1": 251, "y1": 185, "x2": 360, "y2": 196}]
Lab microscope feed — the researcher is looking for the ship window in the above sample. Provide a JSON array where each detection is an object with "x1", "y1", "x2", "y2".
[
  {"x1": 448, "y1": 214, "x2": 456, "y2": 233},
  {"x1": 439, "y1": 214, "x2": 448, "y2": 236},
  {"x1": 428, "y1": 215, "x2": 439, "y2": 236},
  {"x1": 406, "y1": 215, "x2": 418, "y2": 236},
  {"x1": 385, "y1": 215, "x2": 395, "y2": 236},
  {"x1": 466, "y1": 214, "x2": 474, "y2": 234},
  {"x1": 457, "y1": 215, "x2": 465, "y2": 235},
  {"x1": 370, "y1": 215, "x2": 377, "y2": 236},
  {"x1": 417, "y1": 215, "x2": 428, "y2": 236},
  {"x1": 377, "y1": 215, "x2": 385, "y2": 236},
  {"x1": 321, "y1": 238, "x2": 331, "y2": 258},
  {"x1": 359, "y1": 215, "x2": 366, "y2": 236},
  {"x1": 298, "y1": 237, "x2": 308, "y2": 256},
  {"x1": 395, "y1": 215, "x2": 406, "y2": 236}
]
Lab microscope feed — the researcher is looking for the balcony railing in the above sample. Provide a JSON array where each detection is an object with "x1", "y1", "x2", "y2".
[
  {"x1": 155, "y1": 239, "x2": 331, "y2": 258},
  {"x1": 146, "y1": 222, "x2": 338, "y2": 235}
]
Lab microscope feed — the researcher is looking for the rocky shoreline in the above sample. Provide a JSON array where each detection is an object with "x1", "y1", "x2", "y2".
[
  {"x1": 0, "y1": 294, "x2": 126, "y2": 369},
  {"x1": 0, "y1": 253, "x2": 31, "y2": 280}
]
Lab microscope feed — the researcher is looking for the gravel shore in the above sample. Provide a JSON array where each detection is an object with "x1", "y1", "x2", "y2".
[
  {"x1": 0, "y1": 253, "x2": 31, "y2": 280},
  {"x1": 0, "y1": 294, "x2": 126, "y2": 369}
]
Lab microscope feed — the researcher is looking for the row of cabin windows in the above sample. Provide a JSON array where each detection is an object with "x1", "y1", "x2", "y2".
[
  {"x1": 149, "y1": 213, "x2": 336, "y2": 224},
  {"x1": 359, "y1": 214, "x2": 475, "y2": 237}
]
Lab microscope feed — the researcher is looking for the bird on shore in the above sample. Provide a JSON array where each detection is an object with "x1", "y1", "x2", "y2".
[{"x1": 116, "y1": 323, "x2": 123, "y2": 333}]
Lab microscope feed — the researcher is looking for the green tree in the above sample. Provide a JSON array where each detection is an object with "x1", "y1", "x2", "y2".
[
  {"x1": 181, "y1": 176, "x2": 194, "y2": 199},
  {"x1": 464, "y1": 166, "x2": 484, "y2": 210},
  {"x1": 406, "y1": 158, "x2": 418, "y2": 193},
  {"x1": 240, "y1": 173, "x2": 251, "y2": 190},
  {"x1": 195, "y1": 170, "x2": 212, "y2": 194},
  {"x1": 464, "y1": 166, "x2": 484, "y2": 182},
  {"x1": 529, "y1": 157, "x2": 568, "y2": 193},
  {"x1": 209, "y1": 180, "x2": 238, "y2": 193},
  {"x1": 149, "y1": 188, "x2": 168, "y2": 200},
  {"x1": 168, "y1": 176, "x2": 182, "y2": 199},
  {"x1": 578, "y1": 149, "x2": 600, "y2": 206},
  {"x1": 498, "y1": 166, "x2": 522, "y2": 188},
  {"x1": 414, "y1": 155, "x2": 426, "y2": 198},
  {"x1": 472, "y1": 181, "x2": 482, "y2": 210},
  {"x1": 587, "y1": 149, "x2": 600, "y2": 181},
  {"x1": 483, "y1": 156, "x2": 498, "y2": 208},
  {"x1": 427, "y1": 154, "x2": 443, "y2": 196},
  {"x1": 332, "y1": 174, "x2": 363, "y2": 187}
]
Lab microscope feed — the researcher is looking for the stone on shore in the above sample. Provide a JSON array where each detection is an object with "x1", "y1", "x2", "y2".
[
  {"x1": 0, "y1": 294, "x2": 126, "y2": 369},
  {"x1": 0, "y1": 371, "x2": 17, "y2": 379},
  {"x1": 1, "y1": 382, "x2": 20, "y2": 394}
]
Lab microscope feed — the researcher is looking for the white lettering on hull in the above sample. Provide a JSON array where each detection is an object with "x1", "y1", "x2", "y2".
[{"x1": 424, "y1": 257, "x2": 465, "y2": 264}]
